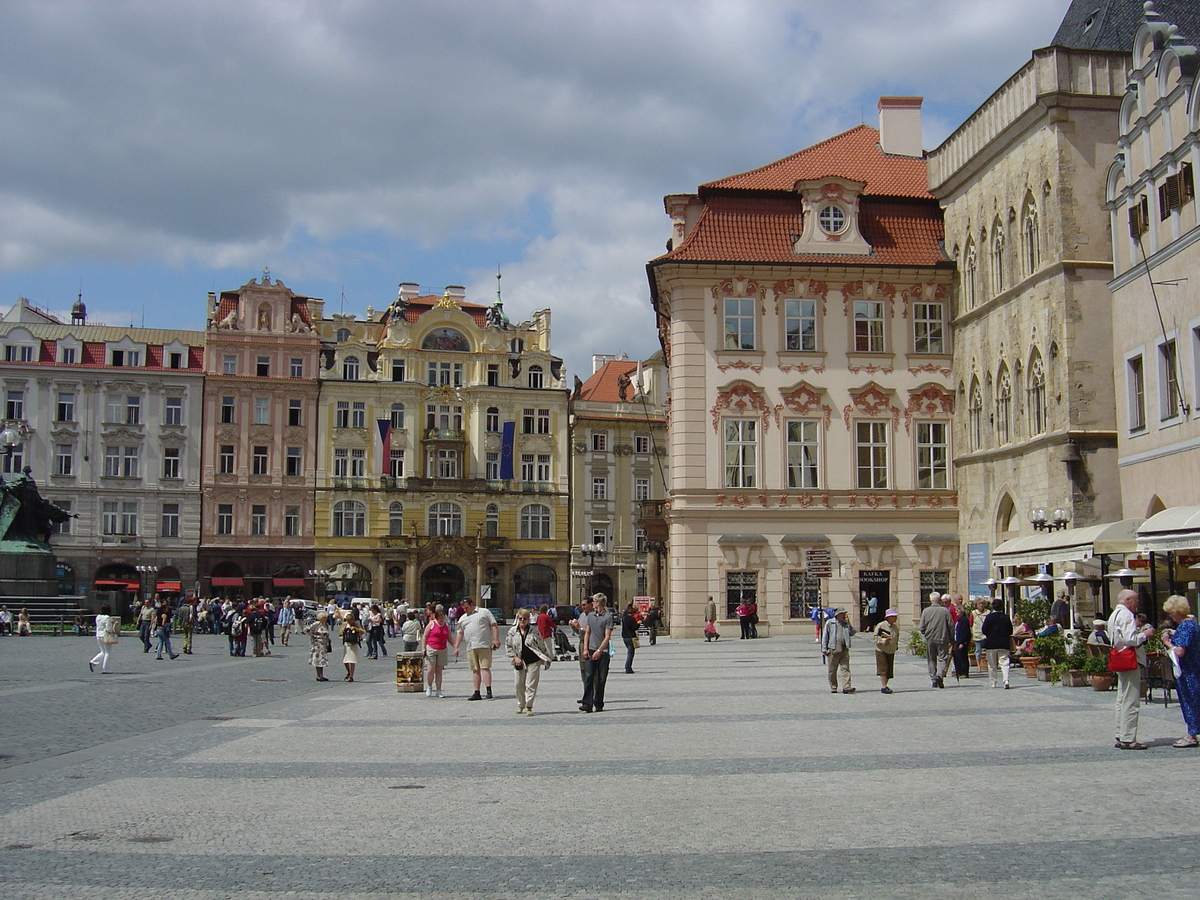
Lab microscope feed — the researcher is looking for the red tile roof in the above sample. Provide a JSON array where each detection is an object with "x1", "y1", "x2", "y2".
[
  {"x1": 662, "y1": 195, "x2": 946, "y2": 267},
  {"x1": 579, "y1": 360, "x2": 639, "y2": 403},
  {"x1": 702, "y1": 124, "x2": 932, "y2": 199}
]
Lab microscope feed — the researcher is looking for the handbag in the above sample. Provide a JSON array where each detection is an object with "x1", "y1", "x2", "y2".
[
  {"x1": 631, "y1": 636, "x2": 641, "y2": 650},
  {"x1": 1109, "y1": 646, "x2": 1138, "y2": 672}
]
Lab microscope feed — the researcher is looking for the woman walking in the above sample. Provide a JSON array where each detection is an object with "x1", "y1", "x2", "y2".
[
  {"x1": 951, "y1": 599, "x2": 972, "y2": 681},
  {"x1": 304, "y1": 611, "x2": 332, "y2": 681},
  {"x1": 366, "y1": 604, "x2": 387, "y2": 659},
  {"x1": 421, "y1": 605, "x2": 451, "y2": 697},
  {"x1": 401, "y1": 610, "x2": 421, "y2": 652},
  {"x1": 89, "y1": 604, "x2": 120, "y2": 673},
  {"x1": 621, "y1": 602, "x2": 640, "y2": 674},
  {"x1": 1162, "y1": 595, "x2": 1199, "y2": 748},
  {"x1": 340, "y1": 608, "x2": 365, "y2": 681},
  {"x1": 874, "y1": 608, "x2": 900, "y2": 693},
  {"x1": 506, "y1": 608, "x2": 554, "y2": 715},
  {"x1": 154, "y1": 604, "x2": 179, "y2": 660}
]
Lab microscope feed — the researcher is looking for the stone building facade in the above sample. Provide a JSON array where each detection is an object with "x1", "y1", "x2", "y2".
[
  {"x1": 198, "y1": 276, "x2": 322, "y2": 598},
  {"x1": 1106, "y1": 5, "x2": 1200, "y2": 519},
  {"x1": 648, "y1": 100, "x2": 958, "y2": 637},
  {"x1": 926, "y1": 38, "x2": 1131, "y2": 592},
  {"x1": 311, "y1": 284, "x2": 571, "y2": 611},
  {"x1": 569, "y1": 353, "x2": 669, "y2": 610},
  {"x1": 1, "y1": 297, "x2": 205, "y2": 601}
]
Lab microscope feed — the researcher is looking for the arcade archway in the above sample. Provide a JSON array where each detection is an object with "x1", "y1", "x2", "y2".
[{"x1": 421, "y1": 563, "x2": 466, "y2": 607}]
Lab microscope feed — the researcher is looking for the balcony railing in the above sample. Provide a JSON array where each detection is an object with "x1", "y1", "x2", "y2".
[{"x1": 423, "y1": 428, "x2": 465, "y2": 441}]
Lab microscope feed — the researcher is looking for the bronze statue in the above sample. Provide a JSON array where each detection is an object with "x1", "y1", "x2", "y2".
[{"x1": 0, "y1": 466, "x2": 76, "y2": 547}]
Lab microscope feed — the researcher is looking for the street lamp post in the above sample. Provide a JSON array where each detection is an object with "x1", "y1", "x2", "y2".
[
  {"x1": 308, "y1": 569, "x2": 330, "y2": 605},
  {"x1": 135, "y1": 565, "x2": 158, "y2": 603},
  {"x1": 1, "y1": 420, "x2": 30, "y2": 472},
  {"x1": 578, "y1": 543, "x2": 604, "y2": 601}
]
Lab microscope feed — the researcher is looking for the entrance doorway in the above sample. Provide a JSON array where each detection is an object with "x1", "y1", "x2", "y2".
[
  {"x1": 421, "y1": 563, "x2": 466, "y2": 608},
  {"x1": 858, "y1": 570, "x2": 890, "y2": 631}
]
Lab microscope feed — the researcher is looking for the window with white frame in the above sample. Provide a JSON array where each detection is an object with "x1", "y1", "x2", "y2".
[
  {"x1": 103, "y1": 446, "x2": 120, "y2": 477},
  {"x1": 522, "y1": 408, "x2": 536, "y2": 433},
  {"x1": 520, "y1": 504, "x2": 551, "y2": 539},
  {"x1": 592, "y1": 431, "x2": 608, "y2": 452},
  {"x1": 102, "y1": 501, "x2": 120, "y2": 534},
  {"x1": 389, "y1": 502, "x2": 404, "y2": 536},
  {"x1": 487, "y1": 364, "x2": 499, "y2": 386},
  {"x1": 57, "y1": 392, "x2": 75, "y2": 422},
  {"x1": 335, "y1": 402, "x2": 350, "y2": 428},
  {"x1": 913, "y1": 302, "x2": 945, "y2": 354},
  {"x1": 390, "y1": 403, "x2": 405, "y2": 429},
  {"x1": 536, "y1": 409, "x2": 550, "y2": 434},
  {"x1": 168, "y1": 351, "x2": 183, "y2": 369},
  {"x1": 853, "y1": 300, "x2": 885, "y2": 353},
  {"x1": 120, "y1": 502, "x2": 137, "y2": 535},
  {"x1": 218, "y1": 444, "x2": 234, "y2": 474},
  {"x1": 352, "y1": 402, "x2": 366, "y2": 429},
  {"x1": 786, "y1": 419, "x2": 819, "y2": 488},
  {"x1": 52, "y1": 499, "x2": 72, "y2": 534},
  {"x1": 252, "y1": 446, "x2": 268, "y2": 476},
  {"x1": 333, "y1": 448, "x2": 348, "y2": 477},
  {"x1": 634, "y1": 434, "x2": 651, "y2": 454},
  {"x1": 486, "y1": 504, "x2": 499, "y2": 537},
  {"x1": 430, "y1": 448, "x2": 459, "y2": 479},
  {"x1": 216, "y1": 503, "x2": 233, "y2": 535},
  {"x1": 254, "y1": 397, "x2": 270, "y2": 425},
  {"x1": 635, "y1": 476, "x2": 650, "y2": 501},
  {"x1": 343, "y1": 356, "x2": 359, "y2": 381},
  {"x1": 122, "y1": 447, "x2": 139, "y2": 478},
  {"x1": 486, "y1": 407, "x2": 500, "y2": 432},
  {"x1": 290, "y1": 358, "x2": 304, "y2": 378},
  {"x1": 392, "y1": 359, "x2": 405, "y2": 382},
  {"x1": 428, "y1": 502, "x2": 462, "y2": 536},
  {"x1": 590, "y1": 528, "x2": 608, "y2": 548},
  {"x1": 288, "y1": 399, "x2": 302, "y2": 426},
  {"x1": 389, "y1": 449, "x2": 405, "y2": 478},
  {"x1": 163, "y1": 447, "x2": 181, "y2": 479},
  {"x1": 724, "y1": 297, "x2": 756, "y2": 350},
  {"x1": 333, "y1": 500, "x2": 366, "y2": 537},
  {"x1": 251, "y1": 505, "x2": 267, "y2": 536},
  {"x1": 350, "y1": 448, "x2": 365, "y2": 477},
  {"x1": 916, "y1": 422, "x2": 948, "y2": 489},
  {"x1": 256, "y1": 356, "x2": 270, "y2": 377},
  {"x1": 284, "y1": 506, "x2": 300, "y2": 536},
  {"x1": 785, "y1": 298, "x2": 817, "y2": 351},
  {"x1": 60, "y1": 346, "x2": 76, "y2": 365},
  {"x1": 592, "y1": 476, "x2": 608, "y2": 500},
  {"x1": 723, "y1": 419, "x2": 757, "y2": 488},
  {"x1": 222, "y1": 354, "x2": 237, "y2": 375},
  {"x1": 286, "y1": 446, "x2": 301, "y2": 477},
  {"x1": 1, "y1": 443, "x2": 21, "y2": 473},
  {"x1": 104, "y1": 394, "x2": 121, "y2": 423},
  {"x1": 635, "y1": 527, "x2": 647, "y2": 554},
  {"x1": 165, "y1": 396, "x2": 182, "y2": 425},
  {"x1": 1159, "y1": 338, "x2": 1181, "y2": 421},
  {"x1": 1127, "y1": 354, "x2": 1146, "y2": 431},
  {"x1": 520, "y1": 454, "x2": 536, "y2": 482},
  {"x1": 54, "y1": 444, "x2": 73, "y2": 476},
  {"x1": 4, "y1": 390, "x2": 23, "y2": 420},
  {"x1": 528, "y1": 365, "x2": 543, "y2": 389},
  {"x1": 485, "y1": 452, "x2": 499, "y2": 480},
  {"x1": 855, "y1": 421, "x2": 888, "y2": 489},
  {"x1": 161, "y1": 503, "x2": 180, "y2": 538},
  {"x1": 220, "y1": 396, "x2": 235, "y2": 424},
  {"x1": 425, "y1": 404, "x2": 462, "y2": 432}
]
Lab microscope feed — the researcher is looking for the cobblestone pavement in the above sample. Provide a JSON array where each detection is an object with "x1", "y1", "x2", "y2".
[{"x1": 0, "y1": 631, "x2": 1196, "y2": 899}]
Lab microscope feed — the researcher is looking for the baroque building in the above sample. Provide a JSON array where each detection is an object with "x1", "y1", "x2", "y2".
[
  {"x1": 1106, "y1": 5, "x2": 1200, "y2": 578},
  {"x1": 311, "y1": 283, "x2": 571, "y2": 611},
  {"x1": 648, "y1": 99, "x2": 958, "y2": 637},
  {"x1": 199, "y1": 275, "x2": 322, "y2": 598},
  {"x1": 1, "y1": 296, "x2": 205, "y2": 601},
  {"x1": 568, "y1": 353, "x2": 669, "y2": 610},
  {"x1": 925, "y1": 3, "x2": 1137, "y2": 593}
]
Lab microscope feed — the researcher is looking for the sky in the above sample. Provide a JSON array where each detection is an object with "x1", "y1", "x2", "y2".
[{"x1": 0, "y1": 0, "x2": 1074, "y2": 381}]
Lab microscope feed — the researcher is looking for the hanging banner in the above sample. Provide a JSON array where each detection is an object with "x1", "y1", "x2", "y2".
[{"x1": 500, "y1": 421, "x2": 515, "y2": 479}]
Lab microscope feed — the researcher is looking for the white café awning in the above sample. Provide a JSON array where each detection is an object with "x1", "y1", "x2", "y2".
[
  {"x1": 1136, "y1": 506, "x2": 1200, "y2": 553},
  {"x1": 992, "y1": 519, "x2": 1142, "y2": 568}
]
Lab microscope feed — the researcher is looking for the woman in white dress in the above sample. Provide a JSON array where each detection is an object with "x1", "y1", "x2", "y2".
[{"x1": 89, "y1": 604, "x2": 120, "y2": 673}]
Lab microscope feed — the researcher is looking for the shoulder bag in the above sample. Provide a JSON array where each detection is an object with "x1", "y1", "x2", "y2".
[{"x1": 1109, "y1": 646, "x2": 1138, "y2": 672}]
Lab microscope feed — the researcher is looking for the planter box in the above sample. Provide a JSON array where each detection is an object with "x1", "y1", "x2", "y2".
[
  {"x1": 1036, "y1": 665, "x2": 1052, "y2": 682},
  {"x1": 1061, "y1": 670, "x2": 1089, "y2": 687},
  {"x1": 1020, "y1": 657, "x2": 1040, "y2": 678}
]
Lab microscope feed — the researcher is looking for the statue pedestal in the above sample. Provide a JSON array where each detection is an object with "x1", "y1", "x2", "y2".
[{"x1": 0, "y1": 542, "x2": 58, "y2": 598}]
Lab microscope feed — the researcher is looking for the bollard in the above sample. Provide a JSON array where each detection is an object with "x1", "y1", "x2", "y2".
[{"x1": 396, "y1": 651, "x2": 424, "y2": 692}]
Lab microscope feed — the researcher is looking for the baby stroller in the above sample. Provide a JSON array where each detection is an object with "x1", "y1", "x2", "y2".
[{"x1": 553, "y1": 627, "x2": 578, "y2": 661}]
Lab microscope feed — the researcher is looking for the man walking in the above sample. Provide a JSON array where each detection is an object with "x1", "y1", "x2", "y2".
[
  {"x1": 454, "y1": 598, "x2": 499, "y2": 701},
  {"x1": 137, "y1": 599, "x2": 155, "y2": 653},
  {"x1": 821, "y1": 607, "x2": 856, "y2": 693},
  {"x1": 580, "y1": 593, "x2": 614, "y2": 712},
  {"x1": 980, "y1": 598, "x2": 1013, "y2": 689},
  {"x1": 919, "y1": 592, "x2": 953, "y2": 688},
  {"x1": 1109, "y1": 589, "x2": 1154, "y2": 750},
  {"x1": 277, "y1": 598, "x2": 296, "y2": 647},
  {"x1": 179, "y1": 598, "x2": 195, "y2": 655}
]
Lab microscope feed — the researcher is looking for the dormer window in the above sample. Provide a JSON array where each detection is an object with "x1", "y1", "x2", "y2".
[{"x1": 817, "y1": 204, "x2": 847, "y2": 235}]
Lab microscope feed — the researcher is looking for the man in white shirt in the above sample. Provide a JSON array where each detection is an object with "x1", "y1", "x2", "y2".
[
  {"x1": 1108, "y1": 589, "x2": 1154, "y2": 750},
  {"x1": 454, "y1": 599, "x2": 499, "y2": 700}
]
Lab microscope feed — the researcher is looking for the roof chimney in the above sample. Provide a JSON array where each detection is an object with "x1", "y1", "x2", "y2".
[{"x1": 878, "y1": 96, "x2": 923, "y2": 158}]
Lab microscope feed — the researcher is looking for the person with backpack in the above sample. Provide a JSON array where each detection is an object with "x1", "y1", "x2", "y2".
[
  {"x1": 340, "y1": 608, "x2": 366, "y2": 682},
  {"x1": 248, "y1": 604, "x2": 270, "y2": 657},
  {"x1": 230, "y1": 605, "x2": 248, "y2": 657}
]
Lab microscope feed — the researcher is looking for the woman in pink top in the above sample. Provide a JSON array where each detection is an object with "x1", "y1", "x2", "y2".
[{"x1": 421, "y1": 605, "x2": 451, "y2": 697}]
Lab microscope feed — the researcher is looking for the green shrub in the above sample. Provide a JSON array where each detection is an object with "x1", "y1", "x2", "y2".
[
  {"x1": 1082, "y1": 655, "x2": 1110, "y2": 675},
  {"x1": 908, "y1": 630, "x2": 926, "y2": 657},
  {"x1": 1032, "y1": 634, "x2": 1068, "y2": 665},
  {"x1": 1016, "y1": 594, "x2": 1051, "y2": 630}
]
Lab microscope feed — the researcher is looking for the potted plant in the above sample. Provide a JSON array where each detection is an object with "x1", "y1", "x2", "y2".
[
  {"x1": 1083, "y1": 654, "x2": 1113, "y2": 691},
  {"x1": 1019, "y1": 652, "x2": 1041, "y2": 677},
  {"x1": 908, "y1": 630, "x2": 926, "y2": 657},
  {"x1": 1031, "y1": 634, "x2": 1067, "y2": 682},
  {"x1": 1057, "y1": 648, "x2": 1090, "y2": 687}
]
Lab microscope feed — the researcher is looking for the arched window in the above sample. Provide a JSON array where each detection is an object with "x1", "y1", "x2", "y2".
[
  {"x1": 527, "y1": 365, "x2": 543, "y2": 389},
  {"x1": 333, "y1": 500, "x2": 366, "y2": 537},
  {"x1": 390, "y1": 403, "x2": 405, "y2": 429},
  {"x1": 963, "y1": 239, "x2": 978, "y2": 310},
  {"x1": 1028, "y1": 351, "x2": 1047, "y2": 435},
  {"x1": 519, "y1": 504, "x2": 551, "y2": 540},
  {"x1": 969, "y1": 379, "x2": 983, "y2": 451},
  {"x1": 486, "y1": 407, "x2": 500, "y2": 433},
  {"x1": 486, "y1": 503, "x2": 499, "y2": 537},
  {"x1": 427, "y1": 502, "x2": 462, "y2": 537},
  {"x1": 389, "y1": 502, "x2": 404, "y2": 536},
  {"x1": 995, "y1": 365, "x2": 1012, "y2": 445},
  {"x1": 1022, "y1": 195, "x2": 1040, "y2": 275},
  {"x1": 343, "y1": 356, "x2": 359, "y2": 381},
  {"x1": 990, "y1": 221, "x2": 1005, "y2": 293}
]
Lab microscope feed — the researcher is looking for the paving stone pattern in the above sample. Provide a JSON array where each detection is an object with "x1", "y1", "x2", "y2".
[{"x1": 0, "y1": 631, "x2": 1196, "y2": 899}]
